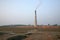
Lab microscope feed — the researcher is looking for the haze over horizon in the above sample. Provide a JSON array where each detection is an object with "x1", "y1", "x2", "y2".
[{"x1": 0, "y1": 0, "x2": 60, "y2": 26}]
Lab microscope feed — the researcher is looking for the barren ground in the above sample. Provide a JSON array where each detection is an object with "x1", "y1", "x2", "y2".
[{"x1": 0, "y1": 26, "x2": 60, "y2": 40}]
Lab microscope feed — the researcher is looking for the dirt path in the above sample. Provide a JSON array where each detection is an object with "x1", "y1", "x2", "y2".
[{"x1": 24, "y1": 32, "x2": 54, "y2": 40}]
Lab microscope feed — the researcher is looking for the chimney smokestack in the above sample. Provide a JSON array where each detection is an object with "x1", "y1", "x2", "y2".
[{"x1": 34, "y1": 10, "x2": 37, "y2": 28}]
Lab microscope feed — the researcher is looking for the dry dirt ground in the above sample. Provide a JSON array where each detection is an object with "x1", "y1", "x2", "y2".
[
  {"x1": 0, "y1": 31, "x2": 60, "y2": 40},
  {"x1": 24, "y1": 33, "x2": 53, "y2": 40},
  {"x1": 24, "y1": 32, "x2": 60, "y2": 40},
  {"x1": 0, "y1": 26, "x2": 60, "y2": 40}
]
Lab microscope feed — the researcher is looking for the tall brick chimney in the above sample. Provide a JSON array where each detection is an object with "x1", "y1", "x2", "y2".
[{"x1": 34, "y1": 10, "x2": 37, "y2": 28}]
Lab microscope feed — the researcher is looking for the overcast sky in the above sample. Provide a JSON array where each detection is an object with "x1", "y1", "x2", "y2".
[{"x1": 0, "y1": 0, "x2": 60, "y2": 26}]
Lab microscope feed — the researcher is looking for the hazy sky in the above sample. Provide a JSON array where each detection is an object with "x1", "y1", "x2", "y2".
[{"x1": 0, "y1": 0, "x2": 60, "y2": 26}]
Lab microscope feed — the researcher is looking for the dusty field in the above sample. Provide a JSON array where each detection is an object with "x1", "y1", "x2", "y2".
[
  {"x1": 0, "y1": 26, "x2": 60, "y2": 40},
  {"x1": 0, "y1": 31, "x2": 60, "y2": 40},
  {"x1": 24, "y1": 32, "x2": 56, "y2": 40},
  {"x1": 24, "y1": 32, "x2": 60, "y2": 40}
]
